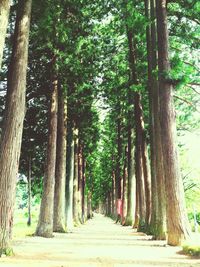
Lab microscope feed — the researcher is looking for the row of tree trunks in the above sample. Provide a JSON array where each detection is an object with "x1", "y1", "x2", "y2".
[
  {"x1": 126, "y1": 27, "x2": 151, "y2": 230},
  {"x1": 0, "y1": 0, "x2": 10, "y2": 69},
  {"x1": 0, "y1": 0, "x2": 32, "y2": 255},
  {"x1": 106, "y1": 26, "x2": 152, "y2": 228},
  {"x1": 135, "y1": 92, "x2": 151, "y2": 231},
  {"x1": 144, "y1": 0, "x2": 191, "y2": 245},
  {"x1": 66, "y1": 130, "x2": 86, "y2": 228},
  {"x1": 36, "y1": 78, "x2": 87, "y2": 236}
]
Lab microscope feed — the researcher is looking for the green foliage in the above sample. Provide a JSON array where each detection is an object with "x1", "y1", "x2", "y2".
[
  {"x1": 16, "y1": 181, "x2": 28, "y2": 209},
  {"x1": 0, "y1": 0, "x2": 199, "y2": 229},
  {"x1": 16, "y1": 180, "x2": 42, "y2": 211},
  {"x1": 182, "y1": 244, "x2": 200, "y2": 257},
  {"x1": 0, "y1": 248, "x2": 14, "y2": 257}
]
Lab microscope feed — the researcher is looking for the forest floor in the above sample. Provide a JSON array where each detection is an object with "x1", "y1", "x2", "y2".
[{"x1": 0, "y1": 213, "x2": 200, "y2": 267}]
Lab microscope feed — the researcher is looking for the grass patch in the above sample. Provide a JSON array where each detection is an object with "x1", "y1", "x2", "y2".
[
  {"x1": 182, "y1": 244, "x2": 200, "y2": 257},
  {"x1": 182, "y1": 235, "x2": 200, "y2": 258},
  {"x1": 13, "y1": 221, "x2": 37, "y2": 238},
  {"x1": 13, "y1": 208, "x2": 39, "y2": 238}
]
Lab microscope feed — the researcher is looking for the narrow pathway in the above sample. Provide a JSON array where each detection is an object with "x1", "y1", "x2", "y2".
[{"x1": 1, "y1": 213, "x2": 199, "y2": 267}]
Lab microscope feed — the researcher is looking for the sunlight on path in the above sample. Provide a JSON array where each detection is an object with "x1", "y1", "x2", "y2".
[{"x1": 0, "y1": 213, "x2": 199, "y2": 267}]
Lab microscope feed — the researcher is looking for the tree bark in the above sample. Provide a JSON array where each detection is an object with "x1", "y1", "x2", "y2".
[
  {"x1": 111, "y1": 169, "x2": 116, "y2": 218},
  {"x1": 116, "y1": 119, "x2": 122, "y2": 200},
  {"x1": 125, "y1": 125, "x2": 136, "y2": 226},
  {"x1": 73, "y1": 128, "x2": 79, "y2": 225},
  {"x1": 145, "y1": 0, "x2": 158, "y2": 236},
  {"x1": 53, "y1": 86, "x2": 67, "y2": 233},
  {"x1": 134, "y1": 92, "x2": 146, "y2": 231},
  {"x1": 82, "y1": 154, "x2": 86, "y2": 222},
  {"x1": 122, "y1": 147, "x2": 128, "y2": 225},
  {"x1": 87, "y1": 191, "x2": 93, "y2": 219},
  {"x1": 133, "y1": 183, "x2": 140, "y2": 229},
  {"x1": 36, "y1": 70, "x2": 58, "y2": 238},
  {"x1": 0, "y1": 0, "x2": 10, "y2": 69},
  {"x1": 151, "y1": 0, "x2": 167, "y2": 240},
  {"x1": 145, "y1": 0, "x2": 167, "y2": 239},
  {"x1": 0, "y1": 0, "x2": 32, "y2": 255},
  {"x1": 141, "y1": 138, "x2": 151, "y2": 229},
  {"x1": 156, "y1": 0, "x2": 191, "y2": 245},
  {"x1": 65, "y1": 123, "x2": 75, "y2": 232},
  {"x1": 78, "y1": 143, "x2": 83, "y2": 223},
  {"x1": 27, "y1": 156, "x2": 32, "y2": 226},
  {"x1": 125, "y1": 29, "x2": 137, "y2": 227}
]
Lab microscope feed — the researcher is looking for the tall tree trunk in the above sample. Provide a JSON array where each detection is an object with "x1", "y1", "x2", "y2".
[
  {"x1": 127, "y1": 22, "x2": 151, "y2": 232},
  {"x1": 82, "y1": 154, "x2": 86, "y2": 222},
  {"x1": 53, "y1": 86, "x2": 67, "y2": 233},
  {"x1": 0, "y1": 0, "x2": 10, "y2": 69},
  {"x1": 145, "y1": 0, "x2": 158, "y2": 236},
  {"x1": 87, "y1": 191, "x2": 93, "y2": 219},
  {"x1": 151, "y1": 0, "x2": 167, "y2": 240},
  {"x1": 156, "y1": 0, "x2": 191, "y2": 245},
  {"x1": 36, "y1": 69, "x2": 58, "y2": 238},
  {"x1": 73, "y1": 128, "x2": 79, "y2": 225},
  {"x1": 125, "y1": 29, "x2": 137, "y2": 227},
  {"x1": 27, "y1": 156, "x2": 32, "y2": 226},
  {"x1": 122, "y1": 147, "x2": 128, "y2": 225},
  {"x1": 135, "y1": 93, "x2": 146, "y2": 231},
  {"x1": 111, "y1": 169, "x2": 116, "y2": 218},
  {"x1": 115, "y1": 118, "x2": 122, "y2": 223},
  {"x1": 145, "y1": 0, "x2": 166, "y2": 239},
  {"x1": 0, "y1": 0, "x2": 32, "y2": 255},
  {"x1": 65, "y1": 123, "x2": 75, "y2": 232},
  {"x1": 141, "y1": 113, "x2": 151, "y2": 229},
  {"x1": 78, "y1": 143, "x2": 83, "y2": 223},
  {"x1": 133, "y1": 183, "x2": 140, "y2": 229},
  {"x1": 125, "y1": 125, "x2": 136, "y2": 226},
  {"x1": 116, "y1": 119, "x2": 122, "y2": 200}
]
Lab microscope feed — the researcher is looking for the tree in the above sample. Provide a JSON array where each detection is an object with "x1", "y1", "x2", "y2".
[
  {"x1": 35, "y1": 66, "x2": 58, "y2": 237},
  {"x1": 0, "y1": 0, "x2": 32, "y2": 255},
  {"x1": 156, "y1": 0, "x2": 191, "y2": 246},
  {"x1": 73, "y1": 128, "x2": 80, "y2": 225},
  {"x1": 65, "y1": 122, "x2": 75, "y2": 232},
  {"x1": 145, "y1": 0, "x2": 166, "y2": 239},
  {"x1": 53, "y1": 86, "x2": 67, "y2": 232}
]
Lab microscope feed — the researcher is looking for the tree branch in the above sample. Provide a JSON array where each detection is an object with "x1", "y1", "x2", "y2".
[
  {"x1": 186, "y1": 85, "x2": 200, "y2": 96},
  {"x1": 174, "y1": 94, "x2": 200, "y2": 113},
  {"x1": 189, "y1": 83, "x2": 200, "y2": 87}
]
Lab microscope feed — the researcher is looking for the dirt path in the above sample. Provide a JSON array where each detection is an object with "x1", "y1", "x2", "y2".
[{"x1": 0, "y1": 213, "x2": 199, "y2": 267}]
